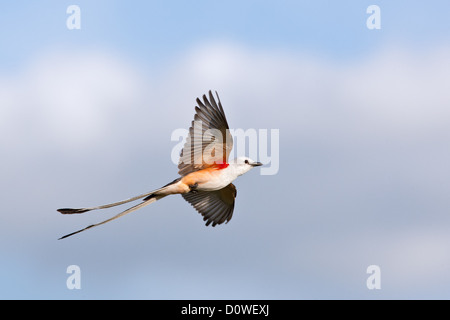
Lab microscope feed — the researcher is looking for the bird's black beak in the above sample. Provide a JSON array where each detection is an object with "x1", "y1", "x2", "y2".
[{"x1": 251, "y1": 162, "x2": 263, "y2": 167}]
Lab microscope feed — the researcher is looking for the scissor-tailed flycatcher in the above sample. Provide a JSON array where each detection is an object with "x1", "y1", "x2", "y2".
[{"x1": 58, "y1": 90, "x2": 262, "y2": 239}]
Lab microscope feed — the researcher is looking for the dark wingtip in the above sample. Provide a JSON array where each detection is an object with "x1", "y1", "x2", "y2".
[{"x1": 57, "y1": 208, "x2": 90, "y2": 214}]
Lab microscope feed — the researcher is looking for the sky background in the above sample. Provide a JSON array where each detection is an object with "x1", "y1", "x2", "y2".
[{"x1": 1, "y1": 0, "x2": 450, "y2": 299}]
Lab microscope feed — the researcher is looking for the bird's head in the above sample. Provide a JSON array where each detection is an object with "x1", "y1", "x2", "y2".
[{"x1": 230, "y1": 156, "x2": 263, "y2": 176}]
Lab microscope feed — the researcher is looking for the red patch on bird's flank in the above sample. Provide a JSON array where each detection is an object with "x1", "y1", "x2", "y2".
[{"x1": 214, "y1": 163, "x2": 229, "y2": 170}]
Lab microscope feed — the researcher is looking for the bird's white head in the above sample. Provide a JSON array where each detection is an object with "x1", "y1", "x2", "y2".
[{"x1": 229, "y1": 156, "x2": 263, "y2": 177}]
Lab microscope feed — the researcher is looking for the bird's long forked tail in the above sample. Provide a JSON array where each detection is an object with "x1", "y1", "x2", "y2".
[
  {"x1": 57, "y1": 190, "x2": 159, "y2": 215},
  {"x1": 58, "y1": 195, "x2": 165, "y2": 240},
  {"x1": 57, "y1": 178, "x2": 181, "y2": 239}
]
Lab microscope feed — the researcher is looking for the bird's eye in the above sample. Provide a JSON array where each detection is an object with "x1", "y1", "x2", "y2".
[{"x1": 244, "y1": 159, "x2": 249, "y2": 164}]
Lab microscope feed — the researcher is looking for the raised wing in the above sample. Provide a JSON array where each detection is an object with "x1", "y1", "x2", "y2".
[
  {"x1": 182, "y1": 183, "x2": 237, "y2": 226},
  {"x1": 178, "y1": 91, "x2": 233, "y2": 176}
]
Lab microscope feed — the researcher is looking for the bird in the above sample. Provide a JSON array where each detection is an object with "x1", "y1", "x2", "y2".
[{"x1": 57, "y1": 90, "x2": 262, "y2": 239}]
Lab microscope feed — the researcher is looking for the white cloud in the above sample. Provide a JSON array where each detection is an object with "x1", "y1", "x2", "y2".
[
  {"x1": 338, "y1": 46, "x2": 450, "y2": 136},
  {"x1": 155, "y1": 42, "x2": 450, "y2": 150},
  {"x1": 4, "y1": 43, "x2": 450, "y2": 153},
  {"x1": 2, "y1": 43, "x2": 450, "y2": 298},
  {"x1": 0, "y1": 49, "x2": 146, "y2": 152}
]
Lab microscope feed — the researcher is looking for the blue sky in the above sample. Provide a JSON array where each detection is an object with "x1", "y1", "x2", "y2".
[
  {"x1": 2, "y1": 1, "x2": 450, "y2": 69},
  {"x1": 1, "y1": 1, "x2": 450, "y2": 299}
]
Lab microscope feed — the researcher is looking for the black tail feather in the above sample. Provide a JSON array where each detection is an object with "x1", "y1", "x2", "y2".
[{"x1": 57, "y1": 208, "x2": 90, "y2": 214}]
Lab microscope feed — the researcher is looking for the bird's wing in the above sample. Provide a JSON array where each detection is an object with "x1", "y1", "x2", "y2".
[
  {"x1": 178, "y1": 90, "x2": 233, "y2": 176},
  {"x1": 182, "y1": 183, "x2": 237, "y2": 226}
]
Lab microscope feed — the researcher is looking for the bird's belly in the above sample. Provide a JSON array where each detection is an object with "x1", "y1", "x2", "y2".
[
  {"x1": 181, "y1": 167, "x2": 234, "y2": 192},
  {"x1": 197, "y1": 171, "x2": 233, "y2": 191}
]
